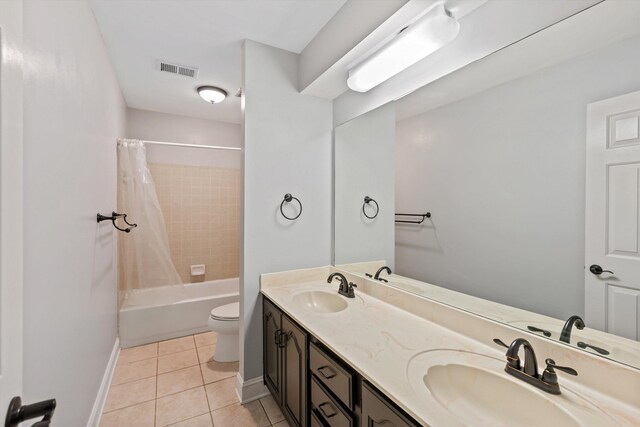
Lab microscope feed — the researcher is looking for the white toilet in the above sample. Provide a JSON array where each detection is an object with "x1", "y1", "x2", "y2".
[{"x1": 207, "y1": 301, "x2": 239, "y2": 362}]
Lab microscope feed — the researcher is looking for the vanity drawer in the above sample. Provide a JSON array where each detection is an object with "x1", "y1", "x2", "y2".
[
  {"x1": 310, "y1": 342, "x2": 354, "y2": 409},
  {"x1": 311, "y1": 376, "x2": 354, "y2": 427},
  {"x1": 361, "y1": 382, "x2": 419, "y2": 427}
]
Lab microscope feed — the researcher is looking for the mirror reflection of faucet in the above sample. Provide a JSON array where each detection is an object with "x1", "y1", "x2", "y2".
[
  {"x1": 560, "y1": 315, "x2": 585, "y2": 343},
  {"x1": 365, "y1": 266, "x2": 392, "y2": 283}
]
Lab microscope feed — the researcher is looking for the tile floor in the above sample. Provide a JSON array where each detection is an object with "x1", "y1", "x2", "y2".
[{"x1": 100, "y1": 332, "x2": 290, "y2": 427}]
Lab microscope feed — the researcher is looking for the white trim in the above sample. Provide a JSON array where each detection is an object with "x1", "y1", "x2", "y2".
[
  {"x1": 235, "y1": 373, "x2": 270, "y2": 404},
  {"x1": 87, "y1": 338, "x2": 120, "y2": 427}
]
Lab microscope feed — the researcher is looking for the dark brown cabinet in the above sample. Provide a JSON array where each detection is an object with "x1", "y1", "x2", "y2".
[
  {"x1": 263, "y1": 296, "x2": 420, "y2": 427},
  {"x1": 361, "y1": 382, "x2": 419, "y2": 427},
  {"x1": 263, "y1": 298, "x2": 308, "y2": 427},
  {"x1": 281, "y1": 315, "x2": 308, "y2": 427},
  {"x1": 264, "y1": 299, "x2": 282, "y2": 399}
]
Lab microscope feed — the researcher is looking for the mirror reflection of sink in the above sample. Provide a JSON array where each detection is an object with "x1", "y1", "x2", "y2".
[
  {"x1": 408, "y1": 350, "x2": 614, "y2": 426},
  {"x1": 292, "y1": 291, "x2": 349, "y2": 313}
]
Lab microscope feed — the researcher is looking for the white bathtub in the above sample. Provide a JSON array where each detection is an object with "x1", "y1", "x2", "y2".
[{"x1": 119, "y1": 277, "x2": 239, "y2": 348}]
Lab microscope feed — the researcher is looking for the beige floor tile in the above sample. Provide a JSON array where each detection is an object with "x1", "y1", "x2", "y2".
[
  {"x1": 158, "y1": 349, "x2": 199, "y2": 374},
  {"x1": 159, "y1": 336, "x2": 196, "y2": 356},
  {"x1": 210, "y1": 401, "x2": 270, "y2": 427},
  {"x1": 99, "y1": 400, "x2": 155, "y2": 427},
  {"x1": 204, "y1": 377, "x2": 238, "y2": 410},
  {"x1": 194, "y1": 331, "x2": 217, "y2": 348},
  {"x1": 196, "y1": 344, "x2": 216, "y2": 364},
  {"x1": 167, "y1": 413, "x2": 213, "y2": 427},
  {"x1": 103, "y1": 377, "x2": 156, "y2": 412},
  {"x1": 156, "y1": 386, "x2": 209, "y2": 426},
  {"x1": 259, "y1": 394, "x2": 285, "y2": 424},
  {"x1": 111, "y1": 357, "x2": 157, "y2": 386},
  {"x1": 271, "y1": 420, "x2": 292, "y2": 427},
  {"x1": 118, "y1": 343, "x2": 158, "y2": 365},
  {"x1": 157, "y1": 365, "x2": 203, "y2": 397},
  {"x1": 200, "y1": 360, "x2": 238, "y2": 384}
]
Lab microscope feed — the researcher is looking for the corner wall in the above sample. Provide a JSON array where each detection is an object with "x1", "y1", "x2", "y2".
[
  {"x1": 241, "y1": 40, "x2": 333, "y2": 385},
  {"x1": 22, "y1": 1, "x2": 127, "y2": 424}
]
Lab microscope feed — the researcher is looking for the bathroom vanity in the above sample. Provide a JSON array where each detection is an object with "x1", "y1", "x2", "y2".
[
  {"x1": 263, "y1": 296, "x2": 419, "y2": 427},
  {"x1": 260, "y1": 267, "x2": 640, "y2": 427}
]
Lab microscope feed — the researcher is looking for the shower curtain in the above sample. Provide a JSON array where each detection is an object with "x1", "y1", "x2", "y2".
[{"x1": 117, "y1": 138, "x2": 184, "y2": 306}]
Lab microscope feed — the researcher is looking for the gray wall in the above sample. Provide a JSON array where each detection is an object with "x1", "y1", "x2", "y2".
[
  {"x1": 395, "y1": 35, "x2": 640, "y2": 320},
  {"x1": 335, "y1": 103, "x2": 395, "y2": 267},
  {"x1": 241, "y1": 40, "x2": 333, "y2": 382},
  {"x1": 23, "y1": 0, "x2": 127, "y2": 424}
]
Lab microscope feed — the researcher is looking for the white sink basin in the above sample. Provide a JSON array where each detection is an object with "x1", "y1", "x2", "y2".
[
  {"x1": 292, "y1": 291, "x2": 348, "y2": 314},
  {"x1": 425, "y1": 363, "x2": 578, "y2": 426},
  {"x1": 408, "y1": 350, "x2": 614, "y2": 426}
]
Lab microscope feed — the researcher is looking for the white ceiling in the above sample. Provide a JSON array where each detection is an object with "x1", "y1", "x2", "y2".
[{"x1": 90, "y1": 0, "x2": 348, "y2": 124}]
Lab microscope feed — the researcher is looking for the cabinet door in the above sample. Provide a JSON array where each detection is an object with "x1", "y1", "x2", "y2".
[
  {"x1": 361, "y1": 383, "x2": 418, "y2": 427},
  {"x1": 281, "y1": 315, "x2": 308, "y2": 427},
  {"x1": 263, "y1": 298, "x2": 283, "y2": 402}
]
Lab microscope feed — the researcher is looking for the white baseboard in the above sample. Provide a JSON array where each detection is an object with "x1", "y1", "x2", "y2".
[
  {"x1": 235, "y1": 372, "x2": 270, "y2": 404},
  {"x1": 88, "y1": 338, "x2": 120, "y2": 427}
]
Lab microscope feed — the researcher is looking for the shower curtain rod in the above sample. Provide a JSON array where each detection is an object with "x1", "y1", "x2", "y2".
[{"x1": 138, "y1": 139, "x2": 242, "y2": 151}]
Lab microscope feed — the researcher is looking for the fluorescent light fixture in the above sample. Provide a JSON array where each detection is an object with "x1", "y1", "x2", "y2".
[
  {"x1": 197, "y1": 86, "x2": 227, "y2": 103},
  {"x1": 347, "y1": 3, "x2": 460, "y2": 93}
]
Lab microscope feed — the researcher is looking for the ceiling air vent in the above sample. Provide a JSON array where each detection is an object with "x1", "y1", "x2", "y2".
[{"x1": 157, "y1": 60, "x2": 199, "y2": 79}]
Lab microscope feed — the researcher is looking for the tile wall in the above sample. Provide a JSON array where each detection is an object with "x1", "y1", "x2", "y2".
[{"x1": 149, "y1": 163, "x2": 240, "y2": 283}]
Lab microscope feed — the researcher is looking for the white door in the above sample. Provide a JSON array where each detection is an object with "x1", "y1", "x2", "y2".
[
  {"x1": 0, "y1": 0, "x2": 24, "y2": 416},
  {"x1": 585, "y1": 90, "x2": 640, "y2": 341}
]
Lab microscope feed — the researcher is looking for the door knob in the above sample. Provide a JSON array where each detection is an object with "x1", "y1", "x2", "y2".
[{"x1": 589, "y1": 264, "x2": 614, "y2": 276}]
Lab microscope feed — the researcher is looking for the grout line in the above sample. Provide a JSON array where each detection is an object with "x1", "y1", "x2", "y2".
[{"x1": 102, "y1": 396, "x2": 157, "y2": 415}]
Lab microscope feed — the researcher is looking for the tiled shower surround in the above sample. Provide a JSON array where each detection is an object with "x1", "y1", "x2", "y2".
[{"x1": 149, "y1": 163, "x2": 240, "y2": 283}]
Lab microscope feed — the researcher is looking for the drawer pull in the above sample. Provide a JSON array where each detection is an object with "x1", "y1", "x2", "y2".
[
  {"x1": 318, "y1": 402, "x2": 337, "y2": 419},
  {"x1": 274, "y1": 329, "x2": 282, "y2": 345},
  {"x1": 279, "y1": 331, "x2": 293, "y2": 348},
  {"x1": 317, "y1": 365, "x2": 337, "y2": 379}
]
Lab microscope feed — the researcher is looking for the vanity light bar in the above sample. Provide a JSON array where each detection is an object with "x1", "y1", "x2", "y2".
[{"x1": 347, "y1": 3, "x2": 460, "y2": 93}]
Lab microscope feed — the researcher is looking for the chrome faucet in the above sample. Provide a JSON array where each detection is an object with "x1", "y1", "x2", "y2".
[
  {"x1": 559, "y1": 315, "x2": 585, "y2": 343},
  {"x1": 365, "y1": 266, "x2": 391, "y2": 283},
  {"x1": 327, "y1": 272, "x2": 357, "y2": 298},
  {"x1": 494, "y1": 338, "x2": 577, "y2": 395}
]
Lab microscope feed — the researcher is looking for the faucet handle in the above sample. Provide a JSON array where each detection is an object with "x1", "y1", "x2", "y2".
[
  {"x1": 544, "y1": 359, "x2": 577, "y2": 376},
  {"x1": 493, "y1": 338, "x2": 509, "y2": 349}
]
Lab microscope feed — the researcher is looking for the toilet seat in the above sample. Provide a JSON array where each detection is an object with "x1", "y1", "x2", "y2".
[{"x1": 210, "y1": 302, "x2": 239, "y2": 322}]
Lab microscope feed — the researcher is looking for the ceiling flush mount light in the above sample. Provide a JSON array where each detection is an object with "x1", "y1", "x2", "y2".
[
  {"x1": 347, "y1": 3, "x2": 460, "y2": 93},
  {"x1": 197, "y1": 86, "x2": 227, "y2": 104}
]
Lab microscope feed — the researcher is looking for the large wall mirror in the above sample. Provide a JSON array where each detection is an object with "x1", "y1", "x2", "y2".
[{"x1": 333, "y1": 0, "x2": 640, "y2": 370}]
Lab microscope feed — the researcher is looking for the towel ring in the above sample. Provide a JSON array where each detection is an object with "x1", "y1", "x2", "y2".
[
  {"x1": 280, "y1": 193, "x2": 302, "y2": 221},
  {"x1": 362, "y1": 196, "x2": 379, "y2": 219}
]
